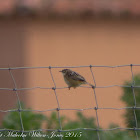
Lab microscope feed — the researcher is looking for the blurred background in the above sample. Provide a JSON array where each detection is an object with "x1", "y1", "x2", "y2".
[{"x1": 0, "y1": 0, "x2": 140, "y2": 139}]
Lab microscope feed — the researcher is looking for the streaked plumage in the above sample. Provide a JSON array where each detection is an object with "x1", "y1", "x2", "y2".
[{"x1": 60, "y1": 69, "x2": 94, "y2": 90}]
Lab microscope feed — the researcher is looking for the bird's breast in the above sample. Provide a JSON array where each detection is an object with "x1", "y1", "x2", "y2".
[{"x1": 64, "y1": 76, "x2": 83, "y2": 87}]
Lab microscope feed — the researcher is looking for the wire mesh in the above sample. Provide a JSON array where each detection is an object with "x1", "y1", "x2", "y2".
[{"x1": 0, "y1": 64, "x2": 139, "y2": 139}]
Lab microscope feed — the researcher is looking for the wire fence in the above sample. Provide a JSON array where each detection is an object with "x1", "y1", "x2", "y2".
[{"x1": 0, "y1": 64, "x2": 140, "y2": 140}]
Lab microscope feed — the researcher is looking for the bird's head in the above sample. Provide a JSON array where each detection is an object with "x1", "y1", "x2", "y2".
[{"x1": 59, "y1": 69, "x2": 70, "y2": 76}]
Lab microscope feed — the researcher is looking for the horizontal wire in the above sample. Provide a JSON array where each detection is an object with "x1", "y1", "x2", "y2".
[
  {"x1": 0, "y1": 127, "x2": 139, "y2": 133},
  {"x1": 1, "y1": 106, "x2": 140, "y2": 113},
  {"x1": 0, "y1": 64, "x2": 140, "y2": 70},
  {"x1": 0, "y1": 85, "x2": 139, "y2": 91}
]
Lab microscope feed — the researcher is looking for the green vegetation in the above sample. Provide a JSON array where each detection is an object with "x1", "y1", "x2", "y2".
[
  {"x1": 1, "y1": 74, "x2": 140, "y2": 139},
  {"x1": 121, "y1": 74, "x2": 140, "y2": 137}
]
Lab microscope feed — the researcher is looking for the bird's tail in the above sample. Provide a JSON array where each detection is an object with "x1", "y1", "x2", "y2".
[{"x1": 86, "y1": 82, "x2": 95, "y2": 89}]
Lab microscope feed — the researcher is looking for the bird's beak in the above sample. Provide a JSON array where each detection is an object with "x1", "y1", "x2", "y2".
[{"x1": 59, "y1": 71, "x2": 62, "y2": 72}]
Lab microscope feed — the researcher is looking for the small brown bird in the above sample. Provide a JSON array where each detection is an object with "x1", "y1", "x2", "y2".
[{"x1": 60, "y1": 69, "x2": 94, "y2": 90}]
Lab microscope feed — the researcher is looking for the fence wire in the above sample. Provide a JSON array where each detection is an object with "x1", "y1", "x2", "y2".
[{"x1": 0, "y1": 64, "x2": 140, "y2": 139}]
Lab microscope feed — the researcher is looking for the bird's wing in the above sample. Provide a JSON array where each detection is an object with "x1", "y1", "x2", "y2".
[{"x1": 68, "y1": 71, "x2": 86, "y2": 82}]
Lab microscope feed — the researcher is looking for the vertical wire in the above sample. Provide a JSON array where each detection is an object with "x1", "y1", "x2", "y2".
[
  {"x1": 9, "y1": 68, "x2": 25, "y2": 140},
  {"x1": 90, "y1": 66, "x2": 100, "y2": 140},
  {"x1": 49, "y1": 67, "x2": 63, "y2": 140},
  {"x1": 130, "y1": 64, "x2": 139, "y2": 140}
]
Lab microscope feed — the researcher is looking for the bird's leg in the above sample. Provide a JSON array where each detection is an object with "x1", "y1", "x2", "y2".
[{"x1": 68, "y1": 86, "x2": 71, "y2": 90}]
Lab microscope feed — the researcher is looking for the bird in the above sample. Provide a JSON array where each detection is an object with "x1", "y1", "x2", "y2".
[{"x1": 60, "y1": 69, "x2": 94, "y2": 90}]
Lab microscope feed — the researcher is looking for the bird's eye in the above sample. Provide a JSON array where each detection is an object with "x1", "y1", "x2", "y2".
[
  {"x1": 62, "y1": 69, "x2": 68, "y2": 73},
  {"x1": 62, "y1": 70, "x2": 66, "y2": 73}
]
